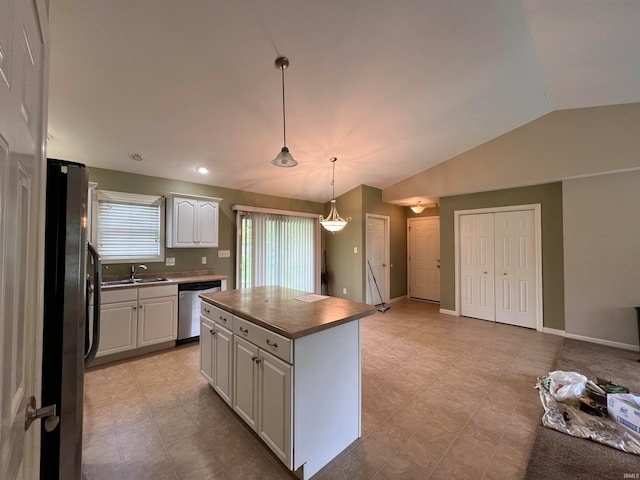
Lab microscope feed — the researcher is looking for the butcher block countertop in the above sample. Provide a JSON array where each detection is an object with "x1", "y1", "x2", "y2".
[{"x1": 200, "y1": 286, "x2": 377, "y2": 339}]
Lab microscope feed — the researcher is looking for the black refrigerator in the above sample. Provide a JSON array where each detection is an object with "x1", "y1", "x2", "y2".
[{"x1": 41, "y1": 159, "x2": 101, "y2": 480}]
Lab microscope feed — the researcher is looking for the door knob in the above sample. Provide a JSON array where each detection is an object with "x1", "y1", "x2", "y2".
[{"x1": 25, "y1": 396, "x2": 59, "y2": 432}]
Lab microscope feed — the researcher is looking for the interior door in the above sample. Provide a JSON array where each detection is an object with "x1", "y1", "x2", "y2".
[
  {"x1": 365, "y1": 215, "x2": 389, "y2": 305},
  {"x1": 494, "y1": 210, "x2": 537, "y2": 328},
  {"x1": 460, "y1": 213, "x2": 495, "y2": 321},
  {"x1": 408, "y1": 217, "x2": 440, "y2": 301},
  {"x1": 0, "y1": 0, "x2": 49, "y2": 478}
]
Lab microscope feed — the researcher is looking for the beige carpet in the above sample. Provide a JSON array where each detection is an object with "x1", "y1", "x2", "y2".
[{"x1": 524, "y1": 339, "x2": 640, "y2": 479}]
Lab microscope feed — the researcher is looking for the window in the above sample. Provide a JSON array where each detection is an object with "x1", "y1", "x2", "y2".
[
  {"x1": 235, "y1": 206, "x2": 320, "y2": 292},
  {"x1": 93, "y1": 190, "x2": 165, "y2": 263}
]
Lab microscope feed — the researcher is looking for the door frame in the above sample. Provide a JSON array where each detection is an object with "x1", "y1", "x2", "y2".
[
  {"x1": 365, "y1": 213, "x2": 390, "y2": 305},
  {"x1": 407, "y1": 216, "x2": 440, "y2": 302},
  {"x1": 453, "y1": 204, "x2": 543, "y2": 331}
]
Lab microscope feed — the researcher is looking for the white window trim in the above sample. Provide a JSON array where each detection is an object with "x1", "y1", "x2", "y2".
[{"x1": 93, "y1": 189, "x2": 166, "y2": 264}]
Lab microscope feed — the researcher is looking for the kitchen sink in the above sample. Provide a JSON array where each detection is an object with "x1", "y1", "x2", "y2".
[
  {"x1": 134, "y1": 277, "x2": 169, "y2": 283},
  {"x1": 102, "y1": 279, "x2": 135, "y2": 286},
  {"x1": 102, "y1": 277, "x2": 169, "y2": 287}
]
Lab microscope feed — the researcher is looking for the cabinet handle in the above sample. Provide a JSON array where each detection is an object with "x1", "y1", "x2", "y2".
[
  {"x1": 239, "y1": 327, "x2": 248, "y2": 335},
  {"x1": 219, "y1": 316, "x2": 226, "y2": 323},
  {"x1": 255, "y1": 358, "x2": 261, "y2": 365},
  {"x1": 209, "y1": 329, "x2": 215, "y2": 334},
  {"x1": 204, "y1": 308, "x2": 210, "y2": 314},
  {"x1": 133, "y1": 306, "x2": 137, "y2": 310},
  {"x1": 266, "y1": 339, "x2": 278, "y2": 349}
]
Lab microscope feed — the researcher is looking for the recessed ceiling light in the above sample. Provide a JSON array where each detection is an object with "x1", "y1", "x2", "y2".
[
  {"x1": 196, "y1": 165, "x2": 209, "y2": 174},
  {"x1": 129, "y1": 153, "x2": 144, "y2": 162}
]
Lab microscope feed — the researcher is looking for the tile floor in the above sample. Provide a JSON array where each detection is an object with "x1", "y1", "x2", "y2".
[{"x1": 82, "y1": 299, "x2": 563, "y2": 480}]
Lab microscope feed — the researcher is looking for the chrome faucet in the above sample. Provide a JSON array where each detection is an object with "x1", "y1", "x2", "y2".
[{"x1": 130, "y1": 264, "x2": 148, "y2": 281}]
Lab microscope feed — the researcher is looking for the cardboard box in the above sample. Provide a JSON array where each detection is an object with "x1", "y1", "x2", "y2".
[{"x1": 607, "y1": 393, "x2": 640, "y2": 437}]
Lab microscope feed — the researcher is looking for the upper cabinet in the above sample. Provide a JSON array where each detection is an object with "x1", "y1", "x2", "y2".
[{"x1": 166, "y1": 193, "x2": 222, "y2": 248}]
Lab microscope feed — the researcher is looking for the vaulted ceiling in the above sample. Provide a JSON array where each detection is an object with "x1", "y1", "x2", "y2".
[{"x1": 47, "y1": 0, "x2": 640, "y2": 204}]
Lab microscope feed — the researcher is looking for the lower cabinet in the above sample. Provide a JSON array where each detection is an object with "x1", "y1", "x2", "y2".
[
  {"x1": 232, "y1": 336, "x2": 292, "y2": 465},
  {"x1": 97, "y1": 284, "x2": 177, "y2": 358},
  {"x1": 200, "y1": 300, "x2": 360, "y2": 480},
  {"x1": 200, "y1": 315, "x2": 233, "y2": 405}
]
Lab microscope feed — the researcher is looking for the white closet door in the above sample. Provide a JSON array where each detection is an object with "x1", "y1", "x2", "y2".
[
  {"x1": 494, "y1": 210, "x2": 537, "y2": 328},
  {"x1": 460, "y1": 213, "x2": 495, "y2": 320}
]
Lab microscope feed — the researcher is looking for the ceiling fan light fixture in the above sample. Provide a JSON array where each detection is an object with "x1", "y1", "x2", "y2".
[
  {"x1": 272, "y1": 56, "x2": 298, "y2": 168},
  {"x1": 410, "y1": 201, "x2": 426, "y2": 214},
  {"x1": 320, "y1": 157, "x2": 350, "y2": 233}
]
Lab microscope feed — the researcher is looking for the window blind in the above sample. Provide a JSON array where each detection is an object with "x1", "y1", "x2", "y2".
[
  {"x1": 238, "y1": 211, "x2": 318, "y2": 291},
  {"x1": 95, "y1": 190, "x2": 164, "y2": 262}
]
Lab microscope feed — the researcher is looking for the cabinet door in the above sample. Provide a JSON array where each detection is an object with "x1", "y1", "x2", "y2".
[
  {"x1": 138, "y1": 296, "x2": 177, "y2": 347},
  {"x1": 213, "y1": 323, "x2": 233, "y2": 405},
  {"x1": 172, "y1": 197, "x2": 197, "y2": 247},
  {"x1": 200, "y1": 317, "x2": 215, "y2": 384},
  {"x1": 97, "y1": 301, "x2": 138, "y2": 357},
  {"x1": 197, "y1": 200, "x2": 219, "y2": 247},
  {"x1": 258, "y1": 349, "x2": 292, "y2": 467},
  {"x1": 233, "y1": 336, "x2": 259, "y2": 431}
]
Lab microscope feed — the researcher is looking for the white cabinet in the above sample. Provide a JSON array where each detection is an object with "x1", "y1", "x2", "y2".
[
  {"x1": 98, "y1": 300, "x2": 138, "y2": 356},
  {"x1": 232, "y1": 317, "x2": 293, "y2": 467},
  {"x1": 97, "y1": 284, "x2": 177, "y2": 358},
  {"x1": 257, "y1": 348, "x2": 292, "y2": 463},
  {"x1": 166, "y1": 193, "x2": 222, "y2": 248},
  {"x1": 233, "y1": 336, "x2": 259, "y2": 430},
  {"x1": 200, "y1": 299, "x2": 359, "y2": 480},
  {"x1": 200, "y1": 303, "x2": 234, "y2": 406}
]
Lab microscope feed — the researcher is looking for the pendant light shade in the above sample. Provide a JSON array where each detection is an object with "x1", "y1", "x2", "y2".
[
  {"x1": 272, "y1": 56, "x2": 298, "y2": 168},
  {"x1": 410, "y1": 201, "x2": 426, "y2": 213},
  {"x1": 320, "y1": 157, "x2": 350, "y2": 233}
]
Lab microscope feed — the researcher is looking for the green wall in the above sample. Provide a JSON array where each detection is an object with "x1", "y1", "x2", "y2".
[
  {"x1": 439, "y1": 182, "x2": 565, "y2": 330},
  {"x1": 90, "y1": 168, "x2": 409, "y2": 302},
  {"x1": 325, "y1": 185, "x2": 409, "y2": 303},
  {"x1": 89, "y1": 167, "x2": 325, "y2": 285}
]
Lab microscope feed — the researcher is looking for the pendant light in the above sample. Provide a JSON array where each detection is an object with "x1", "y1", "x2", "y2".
[
  {"x1": 320, "y1": 157, "x2": 350, "y2": 233},
  {"x1": 410, "y1": 201, "x2": 426, "y2": 213},
  {"x1": 271, "y1": 56, "x2": 298, "y2": 167}
]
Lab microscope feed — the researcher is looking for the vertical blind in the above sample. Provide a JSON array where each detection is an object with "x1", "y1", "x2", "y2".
[{"x1": 239, "y1": 211, "x2": 317, "y2": 291}]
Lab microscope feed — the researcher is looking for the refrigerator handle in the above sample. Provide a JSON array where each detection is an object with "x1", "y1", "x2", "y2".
[{"x1": 85, "y1": 242, "x2": 102, "y2": 367}]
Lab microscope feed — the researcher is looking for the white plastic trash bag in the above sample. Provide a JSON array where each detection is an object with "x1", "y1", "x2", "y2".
[{"x1": 546, "y1": 370, "x2": 587, "y2": 404}]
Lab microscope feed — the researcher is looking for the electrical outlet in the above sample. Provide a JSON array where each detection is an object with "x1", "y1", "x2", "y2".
[
  {"x1": 342, "y1": 287, "x2": 347, "y2": 295},
  {"x1": 166, "y1": 257, "x2": 175, "y2": 266},
  {"x1": 353, "y1": 246, "x2": 358, "y2": 253},
  {"x1": 218, "y1": 250, "x2": 231, "y2": 258},
  {"x1": 201, "y1": 256, "x2": 207, "y2": 265}
]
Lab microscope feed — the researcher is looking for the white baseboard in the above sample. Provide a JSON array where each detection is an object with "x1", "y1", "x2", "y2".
[
  {"x1": 564, "y1": 332, "x2": 639, "y2": 352},
  {"x1": 389, "y1": 295, "x2": 406, "y2": 304},
  {"x1": 439, "y1": 308, "x2": 457, "y2": 316},
  {"x1": 542, "y1": 327, "x2": 565, "y2": 336}
]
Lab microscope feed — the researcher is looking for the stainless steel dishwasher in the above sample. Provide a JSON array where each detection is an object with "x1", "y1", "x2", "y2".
[{"x1": 177, "y1": 280, "x2": 221, "y2": 344}]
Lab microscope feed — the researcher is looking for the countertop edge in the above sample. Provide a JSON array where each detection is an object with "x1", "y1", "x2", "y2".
[
  {"x1": 200, "y1": 296, "x2": 377, "y2": 339},
  {"x1": 101, "y1": 274, "x2": 228, "y2": 290}
]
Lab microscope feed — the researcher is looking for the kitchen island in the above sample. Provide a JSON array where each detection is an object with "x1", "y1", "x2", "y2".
[{"x1": 199, "y1": 286, "x2": 377, "y2": 480}]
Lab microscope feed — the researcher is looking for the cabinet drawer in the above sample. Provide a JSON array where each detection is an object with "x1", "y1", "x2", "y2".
[
  {"x1": 201, "y1": 303, "x2": 233, "y2": 328},
  {"x1": 101, "y1": 288, "x2": 137, "y2": 304},
  {"x1": 138, "y1": 284, "x2": 178, "y2": 299},
  {"x1": 234, "y1": 317, "x2": 292, "y2": 364}
]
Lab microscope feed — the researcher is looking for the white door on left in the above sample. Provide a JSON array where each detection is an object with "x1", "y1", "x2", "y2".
[{"x1": 0, "y1": 0, "x2": 49, "y2": 478}]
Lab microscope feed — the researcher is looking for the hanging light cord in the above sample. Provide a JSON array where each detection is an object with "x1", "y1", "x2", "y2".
[
  {"x1": 280, "y1": 65, "x2": 287, "y2": 148},
  {"x1": 330, "y1": 157, "x2": 337, "y2": 198}
]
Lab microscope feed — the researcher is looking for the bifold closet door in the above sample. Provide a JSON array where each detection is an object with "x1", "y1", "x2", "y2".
[
  {"x1": 494, "y1": 210, "x2": 536, "y2": 328},
  {"x1": 460, "y1": 214, "x2": 495, "y2": 321}
]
